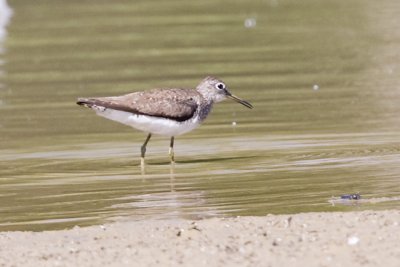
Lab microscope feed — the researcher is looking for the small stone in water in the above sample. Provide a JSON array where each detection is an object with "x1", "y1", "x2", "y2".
[{"x1": 341, "y1": 194, "x2": 361, "y2": 200}]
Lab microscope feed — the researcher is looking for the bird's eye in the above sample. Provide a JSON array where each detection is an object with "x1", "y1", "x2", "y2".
[{"x1": 215, "y1": 82, "x2": 225, "y2": 90}]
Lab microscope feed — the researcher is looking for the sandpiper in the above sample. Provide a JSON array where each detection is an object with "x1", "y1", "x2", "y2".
[{"x1": 77, "y1": 76, "x2": 253, "y2": 166}]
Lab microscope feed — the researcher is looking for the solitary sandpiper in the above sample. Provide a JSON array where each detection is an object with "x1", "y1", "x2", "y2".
[{"x1": 77, "y1": 76, "x2": 253, "y2": 167}]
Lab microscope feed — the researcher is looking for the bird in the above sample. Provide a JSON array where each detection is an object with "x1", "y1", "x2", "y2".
[{"x1": 77, "y1": 76, "x2": 253, "y2": 167}]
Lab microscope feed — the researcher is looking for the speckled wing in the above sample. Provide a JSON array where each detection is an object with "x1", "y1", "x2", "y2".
[{"x1": 77, "y1": 88, "x2": 200, "y2": 122}]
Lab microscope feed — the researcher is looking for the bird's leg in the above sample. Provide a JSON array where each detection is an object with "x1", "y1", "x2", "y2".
[
  {"x1": 169, "y1": 136, "x2": 175, "y2": 164},
  {"x1": 140, "y1": 133, "x2": 152, "y2": 168}
]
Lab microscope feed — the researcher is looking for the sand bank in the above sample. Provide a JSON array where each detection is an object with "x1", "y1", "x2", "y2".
[{"x1": 0, "y1": 210, "x2": 399, "y2": 267}]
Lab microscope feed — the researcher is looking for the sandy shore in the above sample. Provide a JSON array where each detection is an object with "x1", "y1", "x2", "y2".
[{"x1": 0, "y1": 210, "x2": 399, "y2": 267}]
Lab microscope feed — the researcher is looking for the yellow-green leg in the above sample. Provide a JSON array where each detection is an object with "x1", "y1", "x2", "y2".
[
  {"x1": 169, "y1": 136, "x2": 175, "y2": 163},
  {"x1": 140, "y1": 133, "x2": 152, "y2": 168}
]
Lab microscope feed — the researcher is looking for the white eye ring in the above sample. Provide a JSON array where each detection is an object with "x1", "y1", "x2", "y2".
[{"x1": 215, "y1": 82, "x2": 225, "y2": 90}]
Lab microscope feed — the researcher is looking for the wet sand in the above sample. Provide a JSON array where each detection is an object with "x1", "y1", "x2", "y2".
[{"x1": 0, "y1": 210, "x2": 399, "y2": 267}]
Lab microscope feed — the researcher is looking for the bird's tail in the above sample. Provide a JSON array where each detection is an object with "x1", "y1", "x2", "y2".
[{"x1": 77, "y1": 98, "x2": 97, "y2": 108}]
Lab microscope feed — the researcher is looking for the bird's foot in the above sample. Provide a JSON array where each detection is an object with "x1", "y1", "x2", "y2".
[{"x1": 168, "y1": 148, "x2": 175, "y2": 164}]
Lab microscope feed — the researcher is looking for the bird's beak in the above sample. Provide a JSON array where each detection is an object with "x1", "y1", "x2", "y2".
[{"x1": 227, "y1": 93, "x2": 253, "y2": 109}]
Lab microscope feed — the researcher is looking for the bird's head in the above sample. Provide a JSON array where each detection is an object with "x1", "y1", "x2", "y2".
[{"x1": 196, "y1": 76, "x2": 253, "y2": 109}]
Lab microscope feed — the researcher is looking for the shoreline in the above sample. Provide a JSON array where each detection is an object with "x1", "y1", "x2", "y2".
[{"x1": 0, "y1": 210, "x2": 399, "y2": 266}]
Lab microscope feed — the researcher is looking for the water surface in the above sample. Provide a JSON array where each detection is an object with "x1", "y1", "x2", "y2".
[{"x1": 0, "y1": 0, "x2": 400, "y2": 231}]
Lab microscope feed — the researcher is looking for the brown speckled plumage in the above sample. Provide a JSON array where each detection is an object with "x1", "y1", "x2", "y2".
[{"x1": 77, "y1": 88, "x2": 202, "y2": 122}]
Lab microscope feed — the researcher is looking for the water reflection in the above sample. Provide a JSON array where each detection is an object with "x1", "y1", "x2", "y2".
[
  {"x1": 0, "y1": 0, "x2": 12, "y2": 48},
  {"x1": 0, "y1": 0, "x2": 12, "y2": 91},
  {"x1": 110, "y1": 190, "x2": 219, "y2": 221}
]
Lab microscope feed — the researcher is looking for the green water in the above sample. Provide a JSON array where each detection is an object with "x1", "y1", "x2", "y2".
[{"x1": 0, "y1": 0, "x2": 399, "y2": 231}]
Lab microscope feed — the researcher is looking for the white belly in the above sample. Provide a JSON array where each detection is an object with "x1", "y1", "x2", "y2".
[{"x1": 95, "y1": 108, "x2": 200, "y2": 136}]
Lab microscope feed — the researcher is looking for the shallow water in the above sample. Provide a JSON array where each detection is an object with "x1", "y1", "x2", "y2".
[{"x1": 0, "y1": 0, "x2": 400, "y2": 231}]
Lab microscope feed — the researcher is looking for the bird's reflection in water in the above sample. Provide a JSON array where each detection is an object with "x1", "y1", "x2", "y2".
[
  {"x1": 169, "y1": 161, "x2": 175, "y2": 192},
  {"x1": 140, "y1": 160, "x2": 175, "y2": 184},
  {"x1": 112, "y1": 162, "x2": 222, "y2": 220}
]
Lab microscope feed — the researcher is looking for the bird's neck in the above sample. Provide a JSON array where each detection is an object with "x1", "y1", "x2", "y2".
[{"x1": 197, "y1": 99, "x2": 214, "y2": 122}]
